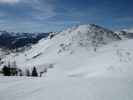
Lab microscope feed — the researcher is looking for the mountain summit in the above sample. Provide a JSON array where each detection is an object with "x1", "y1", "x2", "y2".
[{"x1": 52, "y1": 24, "x2": 121, "y2": 53}]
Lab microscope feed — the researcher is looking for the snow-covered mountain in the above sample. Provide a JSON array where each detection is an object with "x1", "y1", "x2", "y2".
[
  {"x1": 0, "y1": 30, "x2": 49, "y2": 49},
  {"x1": 123, "y1": 28, "x2": 133, "y2": 33},
  {"x1": 1, "y1": 24, "x2": 133, "y2": 100},
  {"x1": 118, "y1": 30, "x2": 133, "y2": 39},
  {"x1": 1, "y1": 24, "x2": 129, "y2": 78}
]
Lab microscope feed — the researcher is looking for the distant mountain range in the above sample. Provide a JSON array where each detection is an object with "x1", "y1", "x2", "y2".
[
  {"x1": 0, "y1": 31, "x2": 49, "y2": 49},
  {"x1": 0, "y1": 26, "x2": 133, "y2": 50},
  {"x1": 117, "y1": 30, "x2": 133, "y2": 39}
]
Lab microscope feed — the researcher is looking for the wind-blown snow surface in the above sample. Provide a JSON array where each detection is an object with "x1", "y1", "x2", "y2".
[
  {"x1": 0, "y1": 24, "x2": 133, "y2": 100},
  {"x1": 0, "y1": 76, "x2": 133, "y2": 100}
]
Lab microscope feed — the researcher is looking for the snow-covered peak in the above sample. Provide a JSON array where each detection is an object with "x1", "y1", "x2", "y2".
[
  {"x1": 61, "y1": 24, "x2": 114, "y2": 34},
  {"x1": 123, "y1": 28, "x2": 133, "y2": 33},
  {"x1": 55, "y1": 24, "x2": 121, "y2": 51},
  {"x1": 61, "y1": 24, "x2": 120, "y2": 38},
  {"x1": 117, "y1": 29, "x2": 133, "y2": 39}
]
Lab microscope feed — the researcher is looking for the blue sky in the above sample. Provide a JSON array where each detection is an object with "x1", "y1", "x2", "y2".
[{"x1": 0, "y1": 0, "x2": 132, "y2": 32}]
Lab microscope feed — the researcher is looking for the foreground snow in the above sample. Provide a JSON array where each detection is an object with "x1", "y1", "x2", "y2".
[{"x1": 0, "y1": 76, "x2": 133, "y2": 100}]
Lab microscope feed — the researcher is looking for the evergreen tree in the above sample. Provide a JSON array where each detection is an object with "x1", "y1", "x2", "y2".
[
  {"x1": 2, "y1": 65, "x2": 11, "y2": 76},
  {"x1": 26, "y1": 69, "x2": 30, "y2": 77},
  {"x1": 18, "y1": 69, "x2": 23, "y2": 76},
  {"x1": 10, "y1": 68, "x2": 18, "y2": 76},
  {"x1": 31, "y1": 67, "x2": 38, "y2": 77},
  {"x1": 10, "y1": 61, "x2": 18, "y2": 76}
]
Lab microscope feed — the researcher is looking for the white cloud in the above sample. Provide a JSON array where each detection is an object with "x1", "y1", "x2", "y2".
[
  {"x1": 0, "y1": 0, "x2": 20, "y2": 4},
  {"x1": 0, "y1": 0, "x2": 56, "y2": 20},
  {"x1": 0, "y1": 0, "x2": 58, "y2": 32},
  {"x1": 22, "y1": 0, "x2": 56, "y2": 20}
]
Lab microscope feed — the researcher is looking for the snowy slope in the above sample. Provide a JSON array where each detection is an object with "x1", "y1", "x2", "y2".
[
  {"x1": 2, "y1": 24, "x2": 133, "y2": 79},
  {"x1": 0, "y1": 24, "x2": 133, "y2": 100}
]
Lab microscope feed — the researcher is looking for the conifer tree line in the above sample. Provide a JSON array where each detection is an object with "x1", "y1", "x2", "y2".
[{"x1": 1, "y1": 61, "x2": 39, "y2": 77}]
